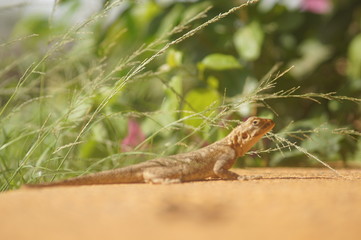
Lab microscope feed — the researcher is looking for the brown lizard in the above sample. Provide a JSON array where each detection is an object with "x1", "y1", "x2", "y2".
[{"x1": 25, "y1": 117, "x2": 274, "y2": 187}]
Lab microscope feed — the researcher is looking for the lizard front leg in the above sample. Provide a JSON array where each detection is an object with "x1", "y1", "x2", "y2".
[
  {"x1": 213, "y1": 159, "x2": 263, "y2": 181},
  {"x1": 213, "y1": 159, "x2": 241, "y2": 180}
]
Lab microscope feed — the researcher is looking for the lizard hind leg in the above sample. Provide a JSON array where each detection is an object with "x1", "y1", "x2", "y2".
[{"x1": 143, "y1": 168, "x2": 182, "y2": 184}]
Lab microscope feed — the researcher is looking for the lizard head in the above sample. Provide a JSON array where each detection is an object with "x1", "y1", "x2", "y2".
[{"x1": 227, "y1": 117, "x2": 275, "y2": 157}]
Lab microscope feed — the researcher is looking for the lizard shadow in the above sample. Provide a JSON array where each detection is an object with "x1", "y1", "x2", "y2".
[
  {"x1": 256, "y1": 176, "x2": 338, "y2": 180},
  {"x1": 199, "y1": 176, "x2": 341, "y2": 182}
]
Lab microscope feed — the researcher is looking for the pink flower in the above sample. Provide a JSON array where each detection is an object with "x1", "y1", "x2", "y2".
[
  {"x1": 301, "y1": 0, "x2": 332, "y2": 14},
  {"x1": 120, "y1": 118, "x2": 146, "y2": 152}
]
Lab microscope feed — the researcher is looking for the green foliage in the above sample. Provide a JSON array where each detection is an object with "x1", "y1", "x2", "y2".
[
  {"x1": 348, "y1": 33, "x2": 361, "y2": 80},
  {"x1": 233, "y1": 21, "x2": 264, "y2": 61},
  {"x1": 0, "y1": 0, "x2": 361, "y2": 190},
  {"x1": 199, "y1": 53, "x2": 242, "y2": 71},
  {"x1": 183, "y1": 83, "x2": 220, "y2": 128}
]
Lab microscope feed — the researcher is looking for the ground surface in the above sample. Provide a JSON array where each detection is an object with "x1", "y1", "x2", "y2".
[{"x1": 1, "y1": 168, "x2": 361, "y2": 240}]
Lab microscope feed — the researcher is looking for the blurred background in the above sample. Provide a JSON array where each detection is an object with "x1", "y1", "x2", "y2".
[{"x1": 0, "y1": 0, "x2": 360, "y2": 189}]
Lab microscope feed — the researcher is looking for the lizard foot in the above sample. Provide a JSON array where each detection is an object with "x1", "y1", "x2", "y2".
[{"x1": 237, "y1": 175, "x2": 263, "y2": 181}]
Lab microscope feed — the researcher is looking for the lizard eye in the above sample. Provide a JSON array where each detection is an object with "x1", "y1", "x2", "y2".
[{"x1": 252, "y1": 120, "x2": 259, "y2": 125}]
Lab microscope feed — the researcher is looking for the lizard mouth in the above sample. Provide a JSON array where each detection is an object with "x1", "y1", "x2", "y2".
[
  {"x1": 264, "y1": 119, "x2": 275, "y2": 131},
  {"x1": 255, "y1": 119, "x2": 275, "y2": 137}
]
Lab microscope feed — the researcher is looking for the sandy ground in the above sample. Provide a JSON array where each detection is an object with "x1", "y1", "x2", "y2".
[{"x1": 1, "y1": 168, "x2": 361, "y2": 240}]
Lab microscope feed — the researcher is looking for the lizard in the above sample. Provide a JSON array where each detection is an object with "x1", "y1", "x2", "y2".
[{"x1": 24, "y1": 116, "x2": 274, "y2": 187}]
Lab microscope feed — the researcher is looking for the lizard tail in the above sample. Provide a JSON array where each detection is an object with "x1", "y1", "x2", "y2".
[{"x1": 23, "y1": 166, "x2": 144, "y2": 188}]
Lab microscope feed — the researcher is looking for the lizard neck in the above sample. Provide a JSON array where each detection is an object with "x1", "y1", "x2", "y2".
[
  {"x1": 226, "y1": 138, "x2": 247, "y2": 157},
  {"x1": 224, "y1": 131, "x2": 263, "y2": 158},
  {"x1": 213, "y1": 137, "x2": 244, "y2": 157}
]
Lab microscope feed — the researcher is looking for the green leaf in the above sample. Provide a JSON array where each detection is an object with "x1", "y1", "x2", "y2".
[
  {"x1": 143, "y1": 76, "x2": 183, "y2": 136},
  {"x1": 290, "y1": 39, "x2": 331, "y2": 78},
  {"x1": 166, "y1": 49, "x2": 183, "y2": 68},
  {"x1": 233, "y1": 21, "x2": 264, "y2": 61},
  {"x1": 301, "y1": 128, "x2": 343, "y2": 160},
  {"x1": 156, "y1": 4, "x2": 184, "y2": 37},
  {"x1": 132, "y1": 1, "x2": 161, "y2": 26},
  {"x1": 207, "y1": 76, "x2": 219, "y2": 89},
  {"x1": 183, "y1": 88, "x2": 220, "y2": 128},
  {"x1": 78, "y1": 139, "x2": 98, "y2": 159},
  {"x1": 182, "y1": 1, "x2": 212, "y2": 23},
  {"x1": 347, "y1": 33, "x2": 361, "y2": 79},
  {"x1": 200, "y1": 53, "x2": 242, "y2": 71}
]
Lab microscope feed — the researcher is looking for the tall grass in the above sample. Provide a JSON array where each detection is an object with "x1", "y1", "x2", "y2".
[{"x1": 0, "y1": 0, "x2": 359, "y2": 190}]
